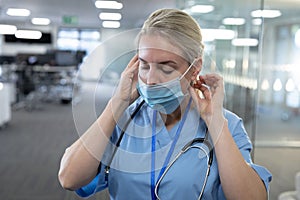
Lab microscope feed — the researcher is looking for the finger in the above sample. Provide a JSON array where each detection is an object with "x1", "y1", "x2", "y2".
[
  {"x1": 127, "y1": 54, "x2": 139, "y2": 69},
  {"x1": 189, "y1": 86, "x2": 200, "y2": 103},
  {"x1": 201, "y1": 76, "x2": 217, "y2": 87},
  {"x1": 122, "y1": 56, "x2": 139, "y2": 80},
  {"x1": 192, "y1": 80, "x2": 211, "y2": 100},
  {"x1": 192, "y1": 79, "x2": 205, "y2": 89},
  {"x1": 131, "y1": 60, "x2": 140, "y2": 82},
  {"x1": 191, "y1": 85, "x2": 211, "y2": 103},
  {"x1": 122, "y1": 54, "x2": 138, "y2": 76},
  {"x1": 126, "y1": 60, "x2": 139, "y2": 74},
  {"x1": 201, "y1": 73, "x2": 222, "y2": 85},
  {"x1": 200, "y1": 75, "x2": 224, "y2": 95}
]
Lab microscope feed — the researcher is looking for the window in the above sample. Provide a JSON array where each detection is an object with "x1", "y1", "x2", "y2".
[{"x1": 57, "y1": 28, "x2": 101, "y2": 55}]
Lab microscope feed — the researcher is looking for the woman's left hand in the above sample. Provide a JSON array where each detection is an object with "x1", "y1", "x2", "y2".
[{"x1": 189, "y1": 73, "x2": 226, "y2": 132}]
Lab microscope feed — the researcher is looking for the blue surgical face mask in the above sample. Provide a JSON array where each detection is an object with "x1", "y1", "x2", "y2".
[{"x1": 137, "y1": 59, "x2": 196, "y2": 114}]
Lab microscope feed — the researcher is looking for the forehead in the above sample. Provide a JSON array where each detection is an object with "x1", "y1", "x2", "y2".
[{"x1": 138, "y1": 34, "x2": 185, "y2": 62}]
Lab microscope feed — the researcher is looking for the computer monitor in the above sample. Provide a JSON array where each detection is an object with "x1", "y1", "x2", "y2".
[
  {"x1": 55, "y1": 50, "x2": 77, "y2": 66},
  {"x1": 0, "y1": 55, "x2": 16, "y2": 65}
]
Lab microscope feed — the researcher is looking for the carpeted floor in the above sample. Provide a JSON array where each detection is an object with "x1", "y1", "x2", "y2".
[{"x1": 0, "y1": 102, "x2": 109, "y2": 200}]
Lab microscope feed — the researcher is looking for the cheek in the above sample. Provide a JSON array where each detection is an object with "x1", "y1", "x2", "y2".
[{"x1": 180, "y1": 77, "x2": 192, "y2": 92}]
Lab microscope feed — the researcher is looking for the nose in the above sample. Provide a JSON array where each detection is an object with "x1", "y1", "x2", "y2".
[{"x1": 145, "y1": 64, "x2": 160, "y2": 85}]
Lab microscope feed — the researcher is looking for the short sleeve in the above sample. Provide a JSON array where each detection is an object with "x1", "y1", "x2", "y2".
[
  {"x1": 250, "y1": 163, "x2": 272, "y2": 192},
  {"x1": 75, "y1": 163, "x2": 108, "y2": 198},
  {"x1": 225, "y1": 110, "x2": 272, "y2": 192}
]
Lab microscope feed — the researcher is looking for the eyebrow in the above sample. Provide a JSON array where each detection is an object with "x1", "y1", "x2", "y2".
[{"x1": 138, "y1": 57, "x2": 178, "y2": 65}]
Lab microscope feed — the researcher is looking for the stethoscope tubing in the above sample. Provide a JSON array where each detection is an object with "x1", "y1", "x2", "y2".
[
  {"x1": 105, "y1": 100, "x2": 145, "y2": 178},
  {"x1": 154, "y1": 141, "x2": 213, "y2": 200}
]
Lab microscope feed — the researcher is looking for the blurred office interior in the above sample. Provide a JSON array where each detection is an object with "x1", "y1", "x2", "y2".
[{"x1": 0, "y1": 0, "x2": 300, "y2": 199}]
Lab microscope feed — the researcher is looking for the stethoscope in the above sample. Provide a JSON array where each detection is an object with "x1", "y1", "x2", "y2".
[
  {"x1": 154, "y1": 136, "x2": 213, "y2": 200},
  {"x1": 104, "y1": 100, "x2": 214, "y2": 200}
]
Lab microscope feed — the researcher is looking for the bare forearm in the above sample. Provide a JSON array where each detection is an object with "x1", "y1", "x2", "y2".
[
  {"x1": 211, "y1": 120, "x2": 267, "y2": 200},
  {"x1": 58, "y1": 99, "x2": 127, "y2": 190},
  {"x1": 58, "y1": 140, "x2": 101, "y2": 190}
]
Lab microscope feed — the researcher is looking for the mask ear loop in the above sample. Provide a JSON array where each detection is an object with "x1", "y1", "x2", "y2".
[{"x1": 179, "y1": 58, "x2": 199, "y2": 81}]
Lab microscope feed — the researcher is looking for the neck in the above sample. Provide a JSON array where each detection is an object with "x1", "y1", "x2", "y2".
[{"x1": 160, "y1": 97, "x2": 190, "y2": 130}]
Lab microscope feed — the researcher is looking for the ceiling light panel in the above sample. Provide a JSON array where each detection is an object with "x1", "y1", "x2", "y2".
[
  {"x1": 222, "y1": 18, "x2": 246, "y2": 25},
  {"x1": 15, "y1": 30, "x2": 42, "y2": 39},
  {"x1": 232, "y1": 38, "x2": 259, "y2": 46},
  {"x1": 202, "y1": 29, "x2": 235, "y2": 41},
  {"x1": 191, "y1": 5, "x2": 214, "y2": 13},
  {"x1": 102, "y1": 21, "x2": 120, "y2": 28},
  {"x1": 31, "y1": 18, "x2": 51, "y2": 25},
  {"x1": 6, "y1": 8, "x2": 31, "y2": 17},
  {"x1": 0, "y1": 24, "x2": 17, "y2": 34},
  {"x1": 251, "y1": 9, "x2": 282, "y2": 18},
  {"x1": 99, "y1": 12, "x2": 122, "y2": 20},
  {"x1": 95, "y1": 1, "x2": 123, "y2": 9}
]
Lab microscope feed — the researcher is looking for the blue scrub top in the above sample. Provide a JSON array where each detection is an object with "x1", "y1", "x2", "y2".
[{"x1": 76, "y1": 97, "x2": 272, "y2": 200}]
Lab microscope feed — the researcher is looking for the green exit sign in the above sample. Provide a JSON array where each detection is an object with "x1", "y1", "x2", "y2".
[{"x1": 63, "y1": 15, "x2": 78, "y2": 25}]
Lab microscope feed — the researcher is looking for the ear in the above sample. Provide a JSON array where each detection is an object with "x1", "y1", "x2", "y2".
[
  {"x1": 192, "y1": 57, "x2": 202, "y2": 76},
  {"x1": 194, "y1": 57, "x2": 202, "y2": 71}
]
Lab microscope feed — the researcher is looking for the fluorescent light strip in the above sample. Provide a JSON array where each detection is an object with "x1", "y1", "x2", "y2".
[
  {"x1": 0, "y1": 24, "x2": 17, "y2": 34},
  {"x1": 6, "y1": 8, "x2": 31, "y2": 17},
  {"x1": 99, "y1": 12, "x2": 122, "y2": 20},
  {"x1": 31, "y1": 18, "x2": 51, "y2": 25},
  {"x1": 95, "y1": 1, "x2": 123, "y2": 9},
  {"x1": 15, "y1": 30, "x2": 42, "y2": 39},
  {"x1": 232, "y1": 38, "x2": 258, "y2": 46},
  {"x1": 222, "y1": 18, "x2": 245, "y2": 25},
  {"x1": 191, "y1": 5, "x2": 214, "y2": 13},
  {"x1": 102, "y1": 21, "x2": 120, "y2": 28},
  {"x1": 202, "y1": 29, "x2": 235, "y2": 41},
  {"x1": 251, "y1": 9, "x2": 281, "y2": 18}
]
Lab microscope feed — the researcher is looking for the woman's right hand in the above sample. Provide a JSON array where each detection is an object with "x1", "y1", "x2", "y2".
[
  {"x1": 58, "y1": 56, "x2": 141, "y2": 190},
  {"x1": 112, "y1": 54, "x2": 140, "y2": 105}
]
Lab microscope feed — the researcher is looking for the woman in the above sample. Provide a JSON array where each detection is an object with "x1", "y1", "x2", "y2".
[{"x1": 58, "y1": 8, "x2": 272, "y2": 199}]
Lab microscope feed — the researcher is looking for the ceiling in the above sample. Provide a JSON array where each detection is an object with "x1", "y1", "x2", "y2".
[
  {"x1": 0, "y1": 0, "x2": 299, "y2": 30},
  {"x1": 0, "y1": 0, "x2": 175, "y2": 29}
]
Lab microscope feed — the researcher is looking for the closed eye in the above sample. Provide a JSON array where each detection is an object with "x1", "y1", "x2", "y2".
[{"x1": 158, "y1": 64, "x2": 174, "y2": 74}]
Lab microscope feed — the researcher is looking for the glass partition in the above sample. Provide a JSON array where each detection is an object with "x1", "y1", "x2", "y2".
[
  {"x1": 257, "y1": 3, "x2": 300, "y2": 146},
  {"x1": 175, "y1": 0, "x2": 300, "y2": 199},
  {"x1": 255, "y1": 1, "x2": 300, "y2": 199},
  {"x1": 176, "y1": 0, "x2": 263, "y2": 147}
]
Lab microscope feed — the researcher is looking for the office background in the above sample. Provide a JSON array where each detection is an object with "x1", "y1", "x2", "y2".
[{"x1": 0, "y1": 0, "x2": 300, "y2": 199}]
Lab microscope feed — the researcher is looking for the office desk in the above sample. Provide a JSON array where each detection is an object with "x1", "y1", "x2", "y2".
[{"x1": 14, "y1": 65, "x2": 78, "y2": 105}]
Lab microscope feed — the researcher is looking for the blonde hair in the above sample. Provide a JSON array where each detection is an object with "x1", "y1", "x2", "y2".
[{"x1": 137, "y1": 8, "x2": 204, "y2": 63}]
